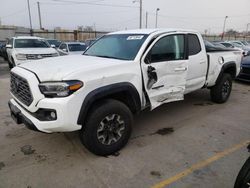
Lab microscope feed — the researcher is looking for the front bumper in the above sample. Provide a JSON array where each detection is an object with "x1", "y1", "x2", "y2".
[
  {"x1": 8, "y1": 98, "x2": 82, "y2": 133},
  {"x1": 8, "y1": 101, "x2": 40, "y2": 132}
]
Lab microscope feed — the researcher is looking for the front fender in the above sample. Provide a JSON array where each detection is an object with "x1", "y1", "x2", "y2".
[{"x1": 77, "y1": 82, "x2": 141, "y2": 125}]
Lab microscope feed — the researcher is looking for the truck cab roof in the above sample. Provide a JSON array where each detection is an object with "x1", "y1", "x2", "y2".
[{"x1": 109, "y1": 28, "x2": 199, "y2": 35}]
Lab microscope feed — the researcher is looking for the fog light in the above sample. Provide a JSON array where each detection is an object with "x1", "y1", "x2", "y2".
[
  {"x1": 33, "y1": 109, "x2": 57, "y2": 121},
  {"x1": 50, "y1": 112, "x2": 56, "y2": 119}
]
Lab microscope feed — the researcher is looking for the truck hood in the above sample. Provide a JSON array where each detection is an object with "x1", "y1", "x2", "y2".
[
  {"x1": 68, "y1": 51, "x2": 85, "y2": 55},
  {"x1": 15, "y1": 48, "x2": 57, "y2": 54},
  {"x1": 19, "y1": 55, "x2": 129, "y2": 81}
]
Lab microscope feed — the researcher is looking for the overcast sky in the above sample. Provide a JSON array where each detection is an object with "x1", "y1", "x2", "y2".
[{"x1": 0, "y1": 0, "x2": 250, "y2": 34}]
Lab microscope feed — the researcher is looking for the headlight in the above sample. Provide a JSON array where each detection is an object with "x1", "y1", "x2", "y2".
[
  {"x1": 39, "y1": 80, "x2": 83, "y2": 97},
  {"x1": 16, "y1": 54, "x2": 27, "y2": 60}
]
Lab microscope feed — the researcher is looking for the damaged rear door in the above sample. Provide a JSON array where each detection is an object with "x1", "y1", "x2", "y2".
[{"x1": 141, "y1": 33, "x2": 188, "y2": 110}]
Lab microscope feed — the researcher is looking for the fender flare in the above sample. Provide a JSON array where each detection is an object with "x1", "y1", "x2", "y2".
[
  {"x1": 77, "y1": 82, "x2": 141, "y2": 125},
  {"x1": 216, "y1": 61, "x2": 236, "y2": 84}
]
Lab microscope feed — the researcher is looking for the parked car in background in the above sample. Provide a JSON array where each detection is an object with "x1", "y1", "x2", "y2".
[
  {"x1": 230, "y1": 40, "x2": 250, "y2": 47},
  {"x1": 6, "y1": 36, "x2": 59, "y2": 68},
  {"x1": 46, "y1": 39, "x2": 61, "y2": 48},
  {"x1": 85, "y1": 38, "x2": 96, "y2": 47},
  {"x1": 57, "y1": 42, "x2": 87, "y2": 55},
  {"x1": 217, "y1": 42, "x2": 245, "y2": 56},
  {"x1": 237, "y1": 56, "x2": 250, "y2": 82},
  {"x1": 219, "y1": 42, "x2": 237, "y2": 48},
  {"x1": 241, "y1": 41, "x2": 250, "y2": 46},
  {"x1": 211, "y1": 42, "x2": 227, "y2": 48},
  {"x1": 229, "y1": 41, "x2": 250, "y2": 56},
  {"x1": 0, "y1": 42, "x2": 8, "y2": 61},
  {"x1": 204, "y1": 40, "x2": 232, "y2": 51}
]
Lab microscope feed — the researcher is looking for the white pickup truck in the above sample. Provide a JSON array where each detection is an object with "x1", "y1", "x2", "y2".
[{"x1": 8, "y1": 29, "x2": 242, "y2": 156}]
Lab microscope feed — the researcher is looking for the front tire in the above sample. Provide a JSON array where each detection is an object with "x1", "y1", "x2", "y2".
[
  {"x1": 210, "y1": 73, "x2": 232, "y2": 103},
  {"x1": 80, "y1": 99, "x2": 133, "y2": 156}
]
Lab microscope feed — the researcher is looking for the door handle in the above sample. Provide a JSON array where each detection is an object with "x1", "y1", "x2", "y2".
[{"x1": 174, "y1": 67, "x2": 187, "y2": 72}]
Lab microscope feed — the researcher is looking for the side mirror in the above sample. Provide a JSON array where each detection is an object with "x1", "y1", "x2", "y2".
[
  {"x1": 51, "y1": 44, "x2": 56, "y2": 48},
  {"x1": 62, "y1": 48, "x2": 68, "y2": 52},
  {"x1": 6, "y1": 44, "x2": 12, "y2": 48}
]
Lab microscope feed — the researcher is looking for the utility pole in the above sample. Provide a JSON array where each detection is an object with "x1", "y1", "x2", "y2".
[
  {"x1": 133, "y1": 0, "x2": 142, "y2": 29},
  {"x1": 37, "y1": 2, "x2": 42, "y2": 30},
  {"x1": 155, "y1": 8, "x2": 160, "y2": 28},
  {"x1": 27, "y1": 0, "x2": 33, "y2": 35},
  {"x1": 145, "y1": 11, "x2": 148, "y2": 28},
  {"x1": 246, "y1": 23, "x2": 250, "y2": 38},
  {"x1": 221, "y1": 16, "x2": 228, "y2": 41}
]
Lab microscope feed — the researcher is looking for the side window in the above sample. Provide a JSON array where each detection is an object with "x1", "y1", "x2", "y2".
[
  {"x1": 188, "y1": 34, "x2": 201, "y2": 56},
  {"x1": 150, "y1": 35, "x2": 185, "y2": 63}
]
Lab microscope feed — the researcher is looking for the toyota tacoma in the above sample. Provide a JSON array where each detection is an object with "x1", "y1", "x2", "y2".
[{"x1": 8, "y1": 29, "x2": 242, "y2": 155}]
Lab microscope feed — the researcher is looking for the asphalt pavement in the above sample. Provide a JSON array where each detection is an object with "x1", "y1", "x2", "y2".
[{"x1": 0, "y1": 57, "x2": 250, "y2": 188}]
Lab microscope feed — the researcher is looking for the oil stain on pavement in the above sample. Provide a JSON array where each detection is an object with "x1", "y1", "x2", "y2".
[
  {"x1": 20, "y1": 145, "x2": 36, "y2": 155},
  {"x1": 150, "y1": 171, "x2": 162, "y2": 178},
  {"x1": 0, "y1": 162, "x2": 5, "y2": 170}
]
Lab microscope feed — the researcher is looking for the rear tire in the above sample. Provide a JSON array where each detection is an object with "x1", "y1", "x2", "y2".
[
  {"x1": 210, "y1": 73, "x2": 232, "y2": 103},
  {"x1": 80, "y1": 99, "x2": 133, "y2": 156}
]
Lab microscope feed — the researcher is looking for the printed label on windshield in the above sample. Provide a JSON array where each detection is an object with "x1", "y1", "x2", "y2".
[{"x1": 127, "y1": 35, "x2": 144, "y2": 40}]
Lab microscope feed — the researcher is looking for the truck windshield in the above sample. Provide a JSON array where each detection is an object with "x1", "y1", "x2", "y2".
[
  {"x1": 14, "y1": 39, "x2": 50, "y2": 48},
  {"x1": 84, "y1": 34, "x2": 148, "y2": 60}
]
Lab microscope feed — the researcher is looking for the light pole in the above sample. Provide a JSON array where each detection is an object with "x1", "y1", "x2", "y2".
[
  {"x1": 221, "y1": 16, "x2": 228, "y2": 41},
  {"x1": 145, "y1": 11, "x2": 148, "y2": 28},
  {"x1": 27, "y1": 0, "x2": 33, "y2": 35},
  {"x1": 37, "y1": 2, "x2": 43, "y2": 30},
  {"x1": 155, "y1": 8, "x2": 160, "y2": 28}
]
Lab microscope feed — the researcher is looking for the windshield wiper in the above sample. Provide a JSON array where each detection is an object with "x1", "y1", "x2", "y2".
[{"x1": 84, "y1": 54, "x2": 128, "y2": 60}]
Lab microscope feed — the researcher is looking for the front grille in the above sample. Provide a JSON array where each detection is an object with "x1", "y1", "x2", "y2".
[
  {"x1": 242, "y1": 67, "x2": 250, "y2": 75},
  {"x1": 26, "y1": 53, "x2": 56, "y2": 60},
  {"x1": 10, "y1": 73, "x2": 33, "y2": 106}
]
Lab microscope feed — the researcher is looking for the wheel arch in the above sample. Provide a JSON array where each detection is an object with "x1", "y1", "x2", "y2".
[
  {"x1": 77, "y1": 82, "x2": 141, "y2": 125},
  {"x1": 216, "y1": 61, "x2": 236, "y2": 83}
]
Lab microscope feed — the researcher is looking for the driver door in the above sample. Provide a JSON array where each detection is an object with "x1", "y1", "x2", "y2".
[{"x1": 141, "y1": 34, "x2": 188, "y2": 110}]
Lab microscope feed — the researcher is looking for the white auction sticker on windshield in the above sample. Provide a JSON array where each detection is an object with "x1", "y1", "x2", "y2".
[{"x1": 127, "y1": 35, "x2": 144, "y2": 40}]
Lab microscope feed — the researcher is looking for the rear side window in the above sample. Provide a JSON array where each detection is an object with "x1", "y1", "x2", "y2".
[{"x1": 188, "y1": 34, "x2": 201, "y2": 56}]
